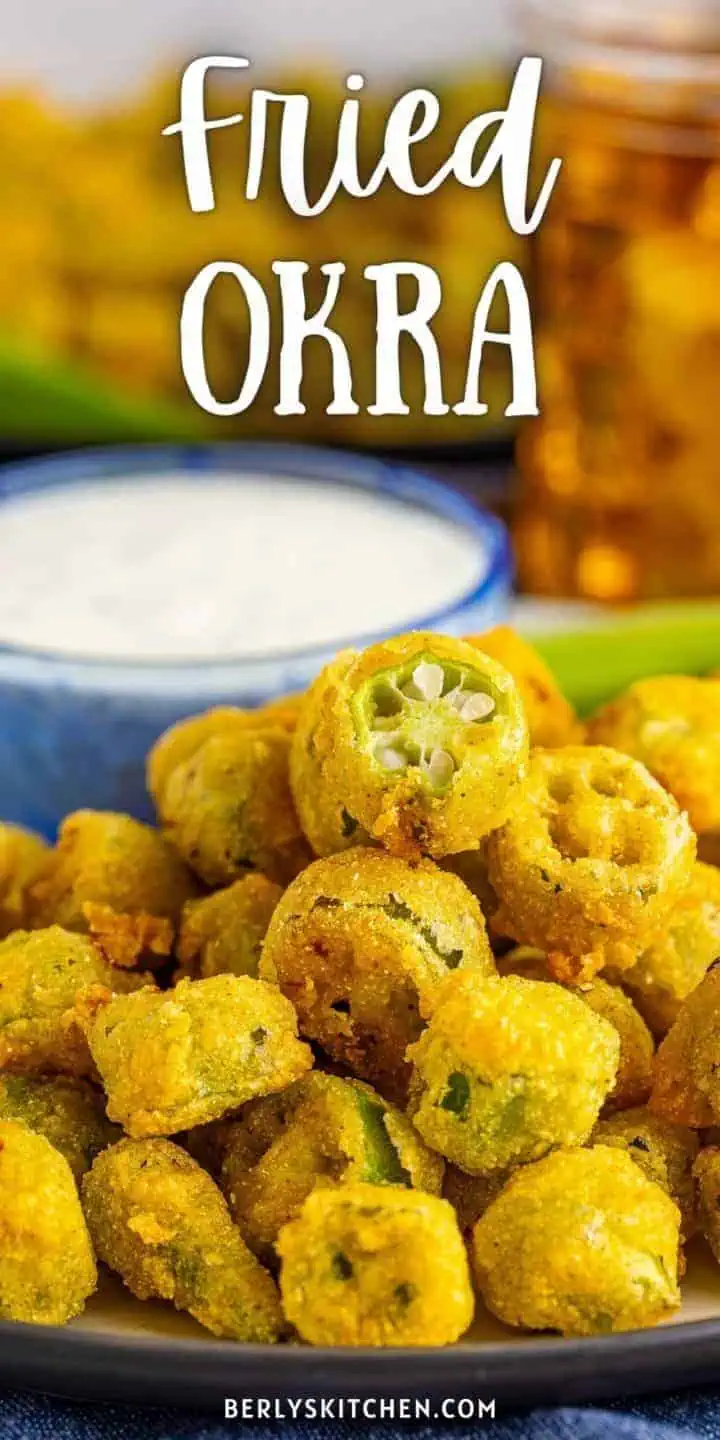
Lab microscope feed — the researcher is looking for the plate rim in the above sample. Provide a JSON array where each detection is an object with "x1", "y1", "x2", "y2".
[{"x1": 3, "y1": 1311, "x2": 720, "y2": 1410}]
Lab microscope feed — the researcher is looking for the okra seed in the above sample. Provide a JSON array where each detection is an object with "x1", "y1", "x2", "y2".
[
  {"x1": 459, "y1": 692, "x2": 495, "y2": 722},
  {"x1": 422, "y1": 748, "x2": 456, "y2": 788},
  {"x1": 375, "y1": 743, "x2": 407, "y2": 772},
  {"x1": 403, "y1": 662, "x2": 445, "y2": 702}
]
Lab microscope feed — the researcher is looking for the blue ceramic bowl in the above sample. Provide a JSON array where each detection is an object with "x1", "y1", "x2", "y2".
[{"x1": 0, "y1": 444, "x2": 512, "y2": 835}]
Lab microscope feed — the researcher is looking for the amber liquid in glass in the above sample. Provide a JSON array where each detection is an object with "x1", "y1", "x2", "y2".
[{"x1": 517, "y1": 76, "x2": 720, "y2": 600}]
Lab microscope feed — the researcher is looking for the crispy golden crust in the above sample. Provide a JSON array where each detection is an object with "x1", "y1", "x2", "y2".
[
  {"x1": 650, "y1": 965, "x2": 720, "y2": 1127},
  {"x1": 85, "y1": 974, "x2": 312, "y2": 1137},
  {"x1": 218, "y1": 1072, "x2": 443, "y2": 1260},
  {"x1": 154, "y1": 726, "x2": 310, "y2": 888},
  {"x1": 0, "y1": 1120, "x2": 97, "y2": 1325},
  {"x1": 588, "y1": 676, "x2": 720, "y2": 835},
  {"x1": 259, "y1": 848, "x2": 495, "y2": 1101},
  {"x1": 441, "y1": 842, "x2": 501, "y2": 930},
  {"x1": 487, "y1": 746, "x2": 696, "y2": 981},
  {"x1": 618, "y1": 863, "x2": 720, "y2": 1037},
  {"x1": 442, "y1": 1164, "x2": 508, "y2": 1234},
  {"x1": 472, "y1": 1146, "x2": 681, "y2": 1336},
  {"x1": 499, "y1": 949, "x2": 655, "y2": 1114},
  {"x1": 0, "y1": 1074, "x2": 118, "y2": 1181},
  {"x1": 259, "y1": 692, "x2": 304, "y2": 735},
  {"x1": 693, "y1": 1148, "x2": 720, "y2": 1265},
  {"x1": 290, "y1": 651, "x2": 371, "y2": 858},
  {"x1": 0, "y1": 926, "x2": 148, "y2": 1078},
  {"x1": 147, "y1": 702, "x2": 302, "y2": 813},
  {"x1": 573, "y1": 978, "x2": 655, "y2": 1113},
  {"x1": 83, "y1": 1138, "x2": 283, "y2": 1341},
  {"x1": 277, "y1": 1183, "x2": 474, "y2": 1346},
  {"x1": 0, "y1": 824, "x2": 51, "y2": 939},
  {"x1": 407, "y1": 971, "x2": 619, "y2": 1174},
  {"x1": 148, "y1": 708, "x2": 253, "y2": 805},
  {"x1": 466, "y1": 627, "x2": 583, "y2": 749},
  {"x1": 30, "y1": 812, "x2": 196, "y2": 969},
  {"x1": 592, "y1": 1108, "x2": 698, "y2": 1240},
  {"x1": 176, "y1": 874, "x2": 283, "y2": 981},
  {"x1": 290, "y1": 632, "x2": 529, "y2": 860}
]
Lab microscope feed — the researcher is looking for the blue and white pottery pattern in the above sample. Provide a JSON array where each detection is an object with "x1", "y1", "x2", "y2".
[{"x1": 0, "y1": 444, "x2": 512, "y2": 834}]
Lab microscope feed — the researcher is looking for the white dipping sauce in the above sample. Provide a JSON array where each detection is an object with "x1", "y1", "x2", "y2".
[{"x1": 0, "y1": 474, "x2": 486, "y2": 661}]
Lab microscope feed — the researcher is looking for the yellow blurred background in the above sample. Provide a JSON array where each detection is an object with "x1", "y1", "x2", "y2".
[{"x1": 1, "y1": 0, "x2": 719, "y2": 601}]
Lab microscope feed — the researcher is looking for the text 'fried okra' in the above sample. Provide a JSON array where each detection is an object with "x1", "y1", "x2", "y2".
[
  {"x1": 407, "y1": 971, "x2": 619, "y2": 1174},
  {"x1": 217, "y1": 1072, "x2": 443, "y2": 1259},
  {"x1": 0, "y1": 1120, "x2": 97, "y2": 1326},
  {"x1": 83, "y1": 1138, "x2": 283, "y2": 1341},
  {"x1": 290, "y1": 632, "x2": 529, "y2": 860},
  {"x1": 260, "y1": 848, "x2": 495, "y2": 1100},
  {"x1": 473, "y1": 1146, "x2": 681, "y2": 1336},
  {"x1": 31, "y1": 810, "x2": 196, "y2": 968},
  {"x1": 277, "y1": 1183, "x2": 474, "y2": 1346},
  {"x1": 0, "y1": 926, "x2": 147, "y2": 1078},
  {"x1": 488, "y1": 746, "x2": 695, "y2": 981},
  {"x1": 85, "y1": 974, "x2": 312, "y2": 1137}
]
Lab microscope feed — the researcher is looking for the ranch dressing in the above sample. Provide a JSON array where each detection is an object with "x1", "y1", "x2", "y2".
[{"x1": 0, "y1": 474, "x2": 486, "y2": 661}]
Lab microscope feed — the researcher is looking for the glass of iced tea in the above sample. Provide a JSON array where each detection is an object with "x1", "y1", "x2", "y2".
[{"x1": 516, "y1": 0, "x2": 720, "y2": 600}]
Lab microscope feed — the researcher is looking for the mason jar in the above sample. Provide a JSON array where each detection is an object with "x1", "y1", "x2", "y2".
[{"x1": 515, "y1": 0, "x2": 720, "y2": 600}]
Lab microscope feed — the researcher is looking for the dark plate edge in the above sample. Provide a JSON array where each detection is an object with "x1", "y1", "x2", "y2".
[{"x1": 2, "y1": 1316, "x2": 720, "y2": 1411}]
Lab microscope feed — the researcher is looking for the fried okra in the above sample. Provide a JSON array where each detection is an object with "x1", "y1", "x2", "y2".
[
  {"x1": 441, "y1": 843, "x2": 502, "y2": 932},
  {"x1": 407, "y1": 971, "x2": 619, "y2": 1174},
  {"x1": 85, "y1": 974, "x2": 312, "y2": 1137},
  {"x1": 651, "y1": 965, "x2": 720, "y2": 1127},
  {"x1": 473, "y1": 1146, "x2": 681, "y2": 1335},
  {"x1": 150, "y1": 721, "x2": 309, "y2": 888},
  {"x1": 499, "y1": 948, "x2": 655, "y2": 1113},
  {"x1": 466, "y1": 626, "x2": 582, "y2": 749},
  {"x1": 618, "y1": 863, "x2": 720, "y2": 1037},
  {"x1": 588, "y1": 675, "x2": 720, "y2": 836},
  {"x1": 277, "y1": 1183, "x2": 474, "y2": 1346},
  {"x1": 575, "y1": 979, "x2": 655, "y2": 1113},
  {"x1": 218, "y1": 1072, "x2": 443, "y2": 1260},
  {"x1": 290, "y1": 632, "x2": 529, "y2": 861},
  {"x1": 0, "y1": 823, "x2": 50, "y2": 938},
  {"x1": 442, "y1": 1164, "x2": 508, "y2": 1234},
  {"x1": 0, "y1": 1121, "x2": 97, "y2": 1326},
  {"x1": 487, "y1": 746, "x2": 695, "y2": 982},
  {"x1": 260, "y1": 692, "x2": 304, "y2": 734},
  {"x1": 692, "y1": 1148, "x2": 720, "y2": 1265},
  {"x1": 83, "y1": 1138, "x2": 283, "y2": 1342},
  {"x1": 592, "y1": 1109, "x2": 698, "y2": 1239},
  {"x1": 0, "y1": 1074, "x2": 117, "y2": 1182},
  {"x1": 30, "y1": 811, "x2": 196, "y2": 969},
  {"x1": 148, "y1": 701, "x2": 301, "y2": 812},
  {"x1": 260, "y1": 848, "x2": 495, "y2": 1101},
  {"x1": 290, "y1": 653, "x2": 375, "y2": 857},
  {"x1": 0, "y1": 926, "x2": 147, "y2": 1078},
  {"x1": 176, "y1": 874, "x2": 283, "y2": 981}
]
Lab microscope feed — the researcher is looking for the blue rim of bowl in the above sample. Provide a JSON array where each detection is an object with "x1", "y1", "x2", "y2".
[{"x1": 0, "y1": 442, "x2": 512, "y2": 691}]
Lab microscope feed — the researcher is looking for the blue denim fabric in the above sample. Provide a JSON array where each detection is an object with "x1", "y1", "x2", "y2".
[{"x1": 2, "y1": 1391, "x2": 720, "y2": 1440}]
